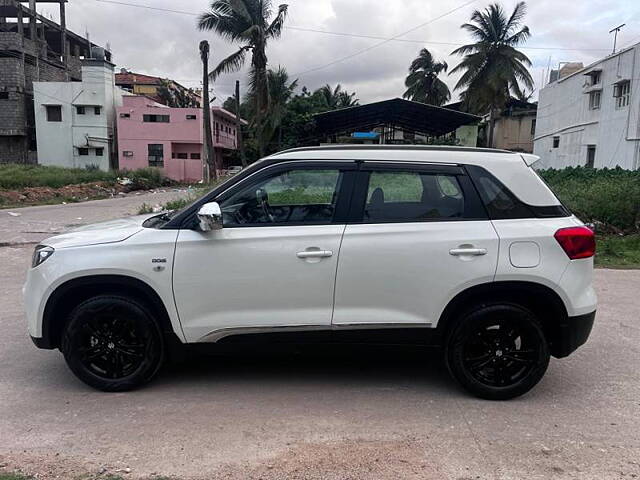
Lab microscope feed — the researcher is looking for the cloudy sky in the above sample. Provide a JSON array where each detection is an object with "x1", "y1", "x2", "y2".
[{"x1": 37, "y1": 0, "x2": 640, "y2": 106}]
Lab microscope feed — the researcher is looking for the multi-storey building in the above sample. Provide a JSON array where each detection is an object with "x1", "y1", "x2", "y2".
[
  {"x1": 33, "y1": 58, "x2": 125, "y2": 170},
  {"x1": 117, "y1": 95, "x2": 244, "y2": 181},
  {"x1": 0, "y1": 0, "x2": 111, "y2": 163},
  {"x1": 115, "y1": 69, "x2": 201, "y2": 107},
  {"x1": 533, "y1": 42, "x2": 640, "y2": 169}
]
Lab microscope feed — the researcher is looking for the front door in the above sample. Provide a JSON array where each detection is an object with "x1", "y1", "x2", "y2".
[
  {"x1": 332, "y1": 163, "x2": 499, "y2": 328},
  {"x1": 173, "y1": 162, "x2": 355, "y2": 342}
]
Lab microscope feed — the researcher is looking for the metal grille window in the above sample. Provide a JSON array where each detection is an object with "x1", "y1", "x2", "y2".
[
  {"x1": 143, "y1": 114, "x2": 170, "y2": 123},
  {"x1": 553, "y1": 136, "x2": 560, "y2": 148},
  {"x1": 615, "y1": 81, "x2": 631, "y2": 108},
  {"x1": 46, "y1": 105, "x2": 62, "y2": 122},
  {"x1": 589, "y1": 91, "x2": 601, "y2": 110},
  {"x1": 76, "y1": 106, "x2": 85, "y2": 115},
  {"x1": 148, "y1": 144, "x2": 164, "y2": 167}
]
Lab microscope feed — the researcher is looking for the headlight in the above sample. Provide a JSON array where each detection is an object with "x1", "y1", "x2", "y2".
[{"x1": 32, "y1": 245, "x2": 54, "y2": 268}]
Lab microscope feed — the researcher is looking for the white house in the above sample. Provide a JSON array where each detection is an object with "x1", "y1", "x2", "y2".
[
  {"x1": 533, "y1": 42, "x2": 640, "y2": 170},
  {"x1": 34, "y1": 58, "x2": 125, "y2": 171}
]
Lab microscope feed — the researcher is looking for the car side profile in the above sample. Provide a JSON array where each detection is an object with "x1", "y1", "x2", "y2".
[{"x1": 24, "y1": 145, "x2": 597, "y2": 399}]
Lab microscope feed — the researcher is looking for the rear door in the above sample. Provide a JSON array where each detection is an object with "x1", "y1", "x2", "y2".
[{"x1": 332, "y1": 162, "x2": 499, "y2": 329}]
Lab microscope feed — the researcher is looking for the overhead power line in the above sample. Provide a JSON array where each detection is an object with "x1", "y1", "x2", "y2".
[{"x1": 85, "y1": 0, "x2": 613, "y2": 54}]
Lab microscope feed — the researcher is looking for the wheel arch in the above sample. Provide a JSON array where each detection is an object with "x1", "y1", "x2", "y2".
[
  {"x1": 41, "y1": 274, "x2": 177, "y2": 350},
  {"x1": 437, "y1": 281, "x2": 569, "y2": 357}
]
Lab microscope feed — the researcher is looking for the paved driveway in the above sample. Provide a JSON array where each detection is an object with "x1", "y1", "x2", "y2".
[{"x1": 0, "y1": 196, "x2": 638, "y2": 479}]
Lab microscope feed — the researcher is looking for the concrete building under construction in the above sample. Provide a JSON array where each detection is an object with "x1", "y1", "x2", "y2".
[{"x1": 0, "y1": 0, "x2": 111, "y2": 163}]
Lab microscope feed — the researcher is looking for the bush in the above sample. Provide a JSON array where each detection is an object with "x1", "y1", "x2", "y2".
[{"x1": 539, "y1": 167, "x2": 640, "y2": 233}]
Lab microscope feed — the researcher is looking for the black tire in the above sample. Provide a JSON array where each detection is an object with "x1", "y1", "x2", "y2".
[
  {"x1": 445, "y1": 303, "x2": 550, "y2": 400},
  {"x1": 61, "y1": 295, "x2": 164, "y2": 391}
]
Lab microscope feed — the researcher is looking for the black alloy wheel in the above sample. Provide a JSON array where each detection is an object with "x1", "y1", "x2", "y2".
[
  {"x1": 446, "y1": 304, "x2": 550, "y2": 400},
  {"x1": 62, "y1": 295, "x2": 164, "y2": 391}
]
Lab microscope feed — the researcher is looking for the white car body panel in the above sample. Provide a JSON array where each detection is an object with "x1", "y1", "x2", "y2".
[
  {"x1": 332, "y1": 221, "x2": 499, "y2": 328},
  {"x1": 172, "y1": 225, "x2": 345, "y2": 342}
]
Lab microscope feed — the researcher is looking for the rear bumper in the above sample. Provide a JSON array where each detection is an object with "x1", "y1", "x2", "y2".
[{"x1": 552, "y1": 310, "x2": 596, "y2": 358}]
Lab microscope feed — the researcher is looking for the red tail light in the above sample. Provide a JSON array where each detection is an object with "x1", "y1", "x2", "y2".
[{"x1": 554, "y1": 226, "x2": 596, "y2": 260}]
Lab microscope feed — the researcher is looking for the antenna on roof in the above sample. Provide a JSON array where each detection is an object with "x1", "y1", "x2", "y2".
[{"x1": 609, "y1": 24, "x2": 625, "y2": 54}]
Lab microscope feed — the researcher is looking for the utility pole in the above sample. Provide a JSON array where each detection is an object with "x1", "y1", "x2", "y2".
[
  {"x1": 235, "y1": 80, "x2": 246, "y2": 167},
  {"x1": 200, "y1": 40, "x2": 217, "y2": 182},
  {"x1": 609, "y1": 24, "x2": 625, "y2": 54}
]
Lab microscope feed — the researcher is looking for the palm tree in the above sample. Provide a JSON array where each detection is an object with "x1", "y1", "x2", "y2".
[
  {"x1": 316, "y1": 84, "x2": 358, "y2": 110},
  {"x1": 198, "y1": 0, "x2": 289, "y2": 156},
  {"x1": 402, "y1": 48, "x2": 450, "y2": 106},
  {"x1": 247, "y1": 66, "x2": 298, "y2": 150},
  {"x1": 449, "y1": 1, "x2": 534, "y2": 146}
]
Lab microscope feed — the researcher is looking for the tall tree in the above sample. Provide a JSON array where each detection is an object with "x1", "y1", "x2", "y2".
[
  {"x1": 198, "y1": 0, "x2": 288, "y2": 156},
  {"x1": 402, "y1": 48, "x2": 450, "y2": 106},
  {"x1": 450, "y1": 1, "x2": 534, "y2": 146}
]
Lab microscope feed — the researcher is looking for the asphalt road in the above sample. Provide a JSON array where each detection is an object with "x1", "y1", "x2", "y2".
[{"x1": 0, "y1": 195, "x2": 639, "y2": 480}]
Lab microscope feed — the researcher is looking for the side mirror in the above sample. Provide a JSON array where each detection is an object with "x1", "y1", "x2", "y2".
[{"x1": 197, "y1": 202, "x2": 223, "y2": 232}]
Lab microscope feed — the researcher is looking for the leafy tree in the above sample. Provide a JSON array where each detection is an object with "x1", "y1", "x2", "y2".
[
  {"x1": 316, "y1": 84, "x2": 359, "y2": 110},
  {"x1": 402, "y1": 48, "x2": 450, "y2": 106},
  {"x1": 198, "y1": 0, "x2": 289, "y2": 155},
  {"x1": 450, "y1": 1, "x2": 534, "y2": 146},
  {"x1": 157, "y1": 80, "x2": 201, "y2": 108}
]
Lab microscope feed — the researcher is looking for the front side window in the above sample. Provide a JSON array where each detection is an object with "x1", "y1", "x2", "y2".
[
  {"x1": 220, "y1": 168, "x2": 342, "y2": 226},
  {"x1": 362, "y1": 171, "x2": 467, "y2": 222}
]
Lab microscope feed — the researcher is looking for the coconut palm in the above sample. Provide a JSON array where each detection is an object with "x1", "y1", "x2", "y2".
[
  {"x1": 403, "y1": 48, "x2": 450, "y2": 106},
  {"x1": 449, "y1": 1, "x2": 534, "y2": 145},
  {"x1": 316, "y1": 84, "x2": 359, "y2": 110},
  {"x1": 198, "y1": 0, "x2": 288, "y2": 155}
]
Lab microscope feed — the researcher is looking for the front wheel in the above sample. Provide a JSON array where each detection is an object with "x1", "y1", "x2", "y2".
[
  {"x1": 61, "y1": 295, "x2": 164, "y2": 391},
  {"x1": 446, "y1": 304, "x2": 550, "y2": 400}
]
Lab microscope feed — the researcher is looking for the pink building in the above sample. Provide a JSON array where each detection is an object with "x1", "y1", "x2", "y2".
[{"x1": 116, "y1": 96, "x2": 243, "y2": 181}]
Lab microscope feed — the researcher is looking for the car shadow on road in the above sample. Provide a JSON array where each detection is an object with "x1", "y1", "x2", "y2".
[{"x1": 155, "y1": 344, "x2": 460, "y2": 395}]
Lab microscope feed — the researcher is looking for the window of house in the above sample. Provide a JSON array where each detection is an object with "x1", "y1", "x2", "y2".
[
  {"x1": 148, "y1": 144, "x2": 164, "y2": 167},
  {"x1": 94, "y1": 106, "x2": 102, "y2": 115},
  {"x1": 186, "y1": 114, "x2": 197, "y2": 120},
  {"x1": 46, "y1": 105, "x2": 62, "y2": 122},
  {"x1": 95, "y1": 148, "x2": 104, "y2": 156},
  {"x1": 76, "y1": 106, "x2": 86, "y2": 115},
  {"x1": 78, "y1": 148, "x2": 89, "y2": 156},
  {"x1": 586, "y1": 145, "x2": 596, "y2": 168},
  {"x1": 589, "y1": 90, "x2": 601, "y2": 110},
  {"x1": 176, "y1": 153, "x2": 188, "y2": 159},
  {"x1": 615, "y1": 81, "x2": 631, "y2": 108},
  {"x1": 0, "y1": 92, "x2": 9, "y2": 100},
  {"x1": 120, "y1": 113, "x2": 131, "y2": 118},
  {"x1": 190, "y1": 153, "x2": 201, "y2": 159},
  {"x1": 553, "y1": 136, "x2": 560, "y2": 148},
  {"x1": 123, "y1": 151, "x2": 133, "y2": 157},
  {"x1": 362, "y1": 171, "x2": 467, "y2": 222},
  {"x1": 530, "y1": 119, "x2": 536, "y2": 135},
  {"x1": 143, "y1": 114, "x2": 170, "y2": 123},
  {"x1": 220, "y1": 168, "x2": 343, "y2": 226}
]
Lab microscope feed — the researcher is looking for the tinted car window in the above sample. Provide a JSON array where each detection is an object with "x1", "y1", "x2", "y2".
[
  {"x1": 363, "y1": 171, "x2": 466, "y2": 222},
  {"x1": 221, "y1": 168, "x2": 343, "y2": 226},
  {"x1": 467, "y1": 166, "x2": 533, "y2": 219}
]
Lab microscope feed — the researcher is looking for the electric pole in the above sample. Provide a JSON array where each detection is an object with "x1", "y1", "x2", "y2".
[
  {"x1": 200, "y1": 40, "x2": 217, "y2": 182},
  {"x1": 235, "y1": 80, "x2": 246, "y2": 167},
  {"x1": 609, "y1": 24, "x2": 625, "y2": 54}
]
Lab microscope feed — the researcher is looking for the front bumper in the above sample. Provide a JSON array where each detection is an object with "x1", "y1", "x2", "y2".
[{"x1": 551, "y1": 310, "x2": 596, "y2": 358}]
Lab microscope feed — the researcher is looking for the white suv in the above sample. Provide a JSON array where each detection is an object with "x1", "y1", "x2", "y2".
[{"x1": 24, "y1": 146, "x2": 597, "y2": 399}]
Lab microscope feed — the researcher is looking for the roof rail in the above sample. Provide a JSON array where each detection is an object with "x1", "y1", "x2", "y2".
[{"x1": 270, "y1": 145, "x2": 515, "y2": 156}]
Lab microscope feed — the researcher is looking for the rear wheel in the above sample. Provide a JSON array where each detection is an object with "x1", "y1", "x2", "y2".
[
  {"x1": 61, "y1": 295, "x2": 164, "y2": 391},
  {"x1": 446, "y1": 304, "x2": 550, "y2": 400}
]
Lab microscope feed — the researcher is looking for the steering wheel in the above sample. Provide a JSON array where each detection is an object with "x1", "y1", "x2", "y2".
[{"x1": 256, "y1": 188, "x2": 276, "y2": 223}]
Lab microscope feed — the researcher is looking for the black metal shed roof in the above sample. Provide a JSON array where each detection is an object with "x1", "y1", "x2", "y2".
[{"x1": 313, "y1": 98, "x2": 481, "y2": 137}]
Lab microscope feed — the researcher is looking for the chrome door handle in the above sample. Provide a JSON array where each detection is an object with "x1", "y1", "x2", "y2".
[
  {"x1": 449, "y1": 248, "x2": 487, "y2": 256},
  {"x1": 296, "y1": 250, "x2": 333, "y2": 259}
]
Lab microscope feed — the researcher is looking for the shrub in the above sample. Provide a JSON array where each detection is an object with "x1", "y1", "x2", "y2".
[
  {"x1": 539, "y1": 167, "x2": 640, "y2": 233},
  {"x1": 0, "y1": 164, "x2": 116, "y2": 189}
]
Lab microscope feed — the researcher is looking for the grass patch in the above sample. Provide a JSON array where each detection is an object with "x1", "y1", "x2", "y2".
[
  {"x1": 0, "y1": 164, "x2": 170, "y2": 190},
  {"x1": 596, "y1": 234, "x2": 640, "y2": 268},
  {"x1": 0, "y1": 473, "x2": 34, "y2": 480}
]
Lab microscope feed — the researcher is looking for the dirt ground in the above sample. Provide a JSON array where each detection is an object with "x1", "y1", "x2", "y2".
[{"x1": 0, "y1": 195, "x2": 639, "y2": 480}]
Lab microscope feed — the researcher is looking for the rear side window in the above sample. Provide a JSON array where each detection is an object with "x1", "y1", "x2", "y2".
[
  {"x1": 467, "y1": 165, "x2": 570, "y2": 219},
  {"x1": 361, "y1": 170, "x2": 484, "y2": 223}
]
